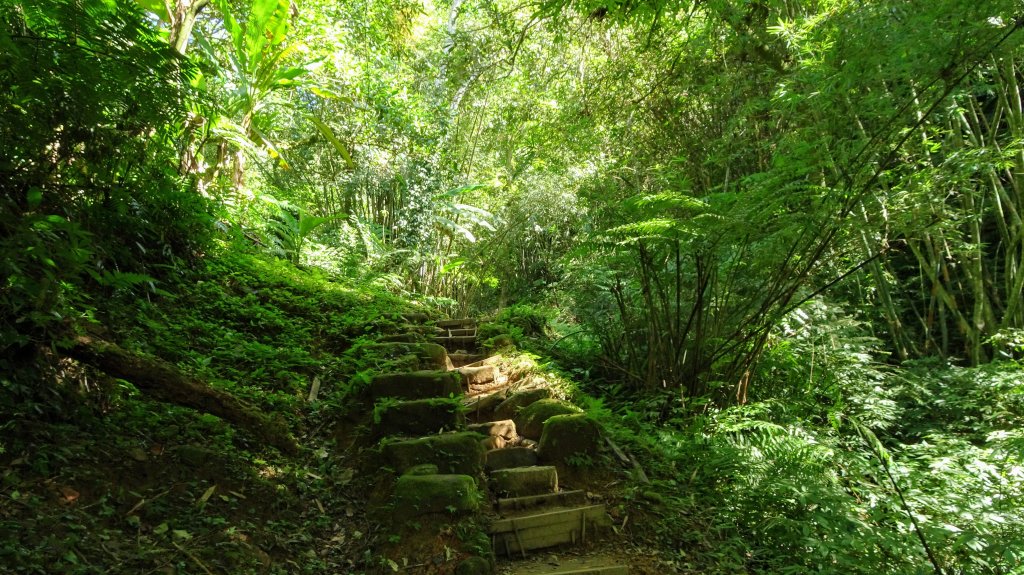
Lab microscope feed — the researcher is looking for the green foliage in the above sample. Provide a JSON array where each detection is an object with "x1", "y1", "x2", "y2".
[
  {"x1": 259, "y1": 195, "x2": 342, "y2": 264},
  {"x1": 0, "y1": 0, "x2": 211, "y2": 358},
  {"x1": 593, "y1": 301, "x2": 1024, "y2": 573},
  {"x1": 494, "y1": 304, "x2": 553, "y2": 338}
]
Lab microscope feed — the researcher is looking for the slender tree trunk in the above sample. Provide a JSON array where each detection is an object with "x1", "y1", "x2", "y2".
[{"x1": 168, "y1": 0, "x2": 210, "y2": 56}]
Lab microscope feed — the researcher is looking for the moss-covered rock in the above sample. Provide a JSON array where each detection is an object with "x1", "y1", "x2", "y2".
[
  {"x1": 493, "y1": 388, "x2": 551, "y2": 421},
  {"x1": 455, "y1": 556, "x2": 492, "y2": 575},
  {"x1": 392, "y1": 474, "x2": 479, "y2": 520},
  {"x1": 402, "y1": 312, "x2": 430, "y2": 324},
  {"x1": 375, "y1": 398, "x2": 465, "y2": 437},
  {"x1": 489, "y1": 466, "x2": 558, "y2": 497},
  {"x1": 371, "y1": 370, "x2": 462, "y2": 400},
  {"x1": 484, "y1": 334, "x2": 515, "y2": 350},
  {"x1": 382, "y1": 432, "x2": 486, "y2": 476},
  {"x1": 513, "y1": 399, "x2": 580, "y2": 440},
  {"x1": 356, "y1": 342, "x2": 450, "y2": 371},
  {"x1": 537, "y1": 414, "x2": 601, "y2": 465}
]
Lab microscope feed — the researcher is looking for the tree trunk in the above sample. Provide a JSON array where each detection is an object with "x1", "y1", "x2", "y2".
[
  {"x1": 68, "y1": 335, "x2": 299, "y2": 455},
  {"x1": 168, "y1": 0, "x2": 210, "y2": 55}
]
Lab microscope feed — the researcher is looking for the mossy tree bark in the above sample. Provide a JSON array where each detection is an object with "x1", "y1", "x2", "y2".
[{"x1": 68, "y1": 335, "x2": 298, "y2": 455}]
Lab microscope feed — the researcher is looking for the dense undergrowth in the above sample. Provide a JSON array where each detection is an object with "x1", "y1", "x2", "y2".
[
  {"x1": 2, "y1": 242, "x2": 1022, "y2": 574},
  {"x1": 0, "y1": 243, "x2": 425, "y2": 574},
  {"x1": 515, "y1": 304, "x2": 1024, "y2": 575}
]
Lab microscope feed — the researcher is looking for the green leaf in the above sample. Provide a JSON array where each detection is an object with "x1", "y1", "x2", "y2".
[
  {"x1": 133, "y1": 0, "x2": 167, "y2": 19},
  {"x1": 308, "y1": 116, "x2": 355, "y2": 170},
  {"x1": 26, "y1": 188, "x2": 42, "y2": 209}
]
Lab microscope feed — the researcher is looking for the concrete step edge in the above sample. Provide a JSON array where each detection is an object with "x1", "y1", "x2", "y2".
[{"x1": 490, "y1": 504, "x2": 608, "y2": 533}]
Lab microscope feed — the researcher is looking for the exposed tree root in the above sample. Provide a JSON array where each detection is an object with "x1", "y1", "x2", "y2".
[{"x1": 68, "y1": 335, "x2": 299, "y2": 454}]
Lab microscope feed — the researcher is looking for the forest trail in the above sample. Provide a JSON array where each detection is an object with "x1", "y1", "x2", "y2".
[{"x1": 369, "y1": 317, "x2": 629, "y2": 574}]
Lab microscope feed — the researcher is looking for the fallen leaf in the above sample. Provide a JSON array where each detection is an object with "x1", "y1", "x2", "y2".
[
  {"x1": 128, "y1": 447, "x2": 148, "y2": 462},
  {"x1": 197, "y1": 484, "x2": 217, "y2": 506},
  {"x1": 59, "y1": 486, "x2": 80, "y2": 503}
]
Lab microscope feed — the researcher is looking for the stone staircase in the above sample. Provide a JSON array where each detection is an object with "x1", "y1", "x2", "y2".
[
  {"x1": 369, "y1": 316, "x2": 628, "y2": 575},
  {"x1": 435, "y1": 318, "x2": 481, "y2": 358}
]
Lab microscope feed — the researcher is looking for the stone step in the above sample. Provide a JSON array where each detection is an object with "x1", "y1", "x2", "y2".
[
  {"x1": 457, "y1": 365, "x2": 496, "y2": 386},
  {"x1": 485, "y1": 446, "x2": 537, "y2": 471},
  {"x1": 463, "y1": 392, "x2": 507, "y2": 422},
  {"x1": 383, "y1": 432, "x2": 485, "y2": 476},
  {"x1": 355, "y1": 342, "x2": 450, "y2": 371},
  {"x1": 438, "y1": 318, "x2": 477, "y2": 328},
  {"x1": 446, "y1": 327, "x2": 477, "y2": 337},
  {"x1": 450, "y1": 352, "x2": 485, "y2": 367},
  {"x1": 493, "y1": 388, "x2": 552, "y2": 421},
  {"x1": 490, "y1": 505, "x2": 611, "y2": 556},
  {"x1": 510, "y1": 558, "x2": 628, "y2": 575},
  {"x1": 496, "y1": 489, "x2": 587, "y2": 512},
  {"x1": 392, "y1": 473, "x2": 479, "y2": 520},
  {"x1": 374, "y1": 398, "x2": 464, "y2": 437},
  {"x1": 370, "y1": 370, "x2": 462, "y2": 400},
  {"x1": 490, "y1": 465, "x2": 558, "y2": 497},
  {"x1": 463, "y1": 355, "x2": 502, "y2": 368},
  {"x1": 435, "y1": 335, "x2": 479, "y2": 347},
  {"x1": 467, "y1": 419, "x2": 517, "y2": 440}
]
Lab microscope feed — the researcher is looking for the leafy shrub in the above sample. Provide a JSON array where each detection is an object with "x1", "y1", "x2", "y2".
[{"x1": 597, "y1": 301, "x2": 1024, "y2": 574}]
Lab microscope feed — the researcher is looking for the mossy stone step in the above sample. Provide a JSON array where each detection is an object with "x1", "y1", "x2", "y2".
[
  {"x1": 450, "y1": 352, "x2": 486, "y2": 367},
  {"x1": 457, "y1": 365, "x2": 496, "y2": 386},
  {"x1": 494, "y1": 388, "x2": 551, "y2": 421},
  {"x1": 355, "y1": 342, "x2": 450, "y2": 371},
  {"x1": 490, "y1": 505, "x2": 611, "y2": 556},
  {"x1": 375, "y1": 398, "x2": 464, "y2": 436},
  {"x1": 438, "y1": 318, "x2": 477, "y2": 328},
  {"x1": 485, "y1": 446, "x2": 538, "y2": 471},
  {"x1": 497, "y1": 489, "x2": 587, "y2": 512},
  {"x1": 371, "y1": 370, "x2": 462, "y2": 400},
  {"x1": 392, "y1": 474, "x2": 479, "y2": 520},
  {"x1": 383, "y1": 432, "x2": 486, "y2": 476},
  {"x1": 402, "y1": 312, "x2": 430, "y2": 324},
  {"x1": 436, "y1": 335, "x2": 479, "y2": 347},
  {"x1": 490, "y1": 465, "x2": 558, "y2": 497},
  {"x1": 514, "y1": 399, "x2": 581, "y2": 440},
  {"x1": 538, "y1": 414, "x2": 601, "y2": 465},
  {"x1": 463, "y1": 355, "x2": 501, "y2": 368}
]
